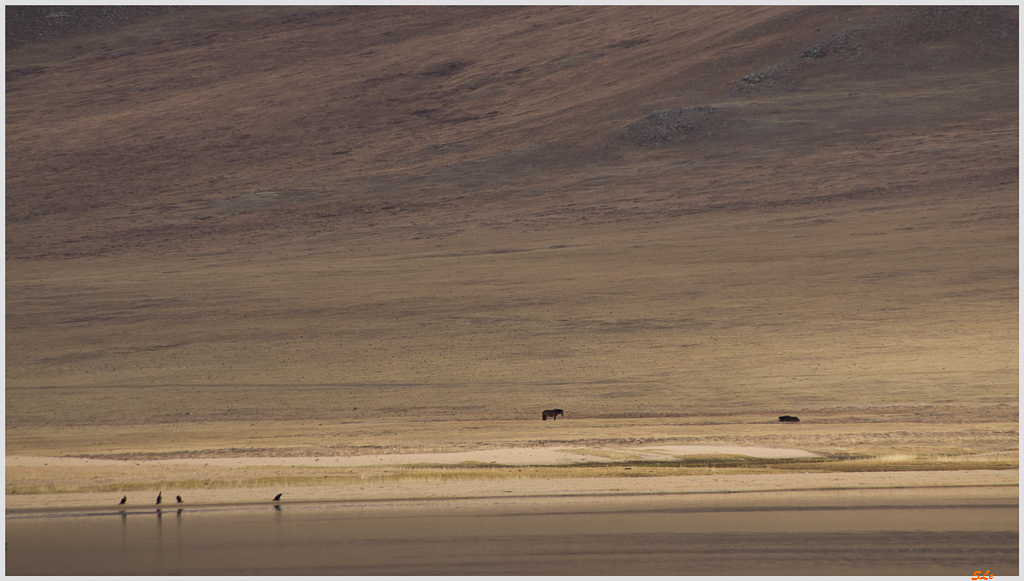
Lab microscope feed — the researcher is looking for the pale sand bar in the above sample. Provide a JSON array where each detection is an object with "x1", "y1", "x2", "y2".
[
  {"x1": 6, "y1": 445, "x2": 1016, "y2": 510},
  {"x1": 6, "y1": 444, "x2": 819, "y2": 469}
]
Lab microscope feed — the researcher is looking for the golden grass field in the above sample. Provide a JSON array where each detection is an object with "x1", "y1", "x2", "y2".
[{"x1": 5, "y1": 6, "x2": 1018, "y2": 507}]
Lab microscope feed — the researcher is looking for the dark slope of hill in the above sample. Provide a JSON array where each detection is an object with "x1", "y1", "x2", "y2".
[
  {"x1": 5, "y1": 6, "x2": 1018, "y2": 435},
  {"x1": 6, "y1": 6, "x2": 1016, "y2": 260},
  {"x1": 5, "y1": 5, "x2": 183, "y2": 50}
]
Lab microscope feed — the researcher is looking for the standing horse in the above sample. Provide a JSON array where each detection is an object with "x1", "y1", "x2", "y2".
[{"x1": 542, "y1": 409, "x2": 564, "y2": 421}]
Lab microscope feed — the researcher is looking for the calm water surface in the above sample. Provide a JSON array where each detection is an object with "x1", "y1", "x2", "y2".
[{"x1": 7, "y1": 486, "x2": 1017, "y2": 575}]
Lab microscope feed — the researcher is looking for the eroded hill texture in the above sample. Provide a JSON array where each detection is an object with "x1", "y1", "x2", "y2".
[{"x1": 6, "y1": 7, "x2": 1018, "y2": 437}]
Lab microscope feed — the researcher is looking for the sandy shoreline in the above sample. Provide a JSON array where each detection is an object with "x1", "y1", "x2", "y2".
[
  {"x1": 6, "y1": 444, "x2": 1017, "y2": 511},
  {"x1": 7, "y1": 471, "x2": 1018, "y2": 511}
]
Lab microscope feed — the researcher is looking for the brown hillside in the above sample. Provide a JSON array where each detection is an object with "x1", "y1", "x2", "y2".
[{"x1": 5, "y1": 7, "x2": 1017, "y2": 458}]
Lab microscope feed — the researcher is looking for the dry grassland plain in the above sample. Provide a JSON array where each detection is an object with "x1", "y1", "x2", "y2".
[{"x1": 5, "y1": 6, "x2": 1018, "y2": 507}]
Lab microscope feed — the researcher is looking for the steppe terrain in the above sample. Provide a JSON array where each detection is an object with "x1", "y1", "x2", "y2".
[{"x1": 6, "y1": 6, "x2": 1018, "y2": 506}]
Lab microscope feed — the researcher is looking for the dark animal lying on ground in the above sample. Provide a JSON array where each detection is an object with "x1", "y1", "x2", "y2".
[
  {"x1": 778, "y1": 415, "x2": 800, "y2": 422},
  {"x1": 542, "y1": 409, "x2": 564, "y2": 421}
]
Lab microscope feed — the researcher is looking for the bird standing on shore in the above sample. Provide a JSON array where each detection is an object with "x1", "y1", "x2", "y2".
[
  {"x1": 119, "y1": 496, "x2": 127, "y2": 505},
  {"x1": 273, "y1": 493, "x2": 282, "y2": 501},
  {"x1": 156, "y1": 492, "x2": 162, "y2": 505},
  {"x1": 176, "y1": 495, "x2": 183, "y2": 503}
]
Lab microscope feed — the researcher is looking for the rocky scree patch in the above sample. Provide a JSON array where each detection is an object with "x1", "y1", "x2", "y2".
[{"x1": 614, "y1": 106, "x2": 717, "y2": 146}]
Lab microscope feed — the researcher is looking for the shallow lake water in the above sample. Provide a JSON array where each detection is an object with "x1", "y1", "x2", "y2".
[{"x1": 6, "y1": 486, "x2": 1017, "y2": 575}]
